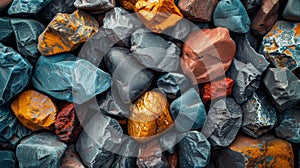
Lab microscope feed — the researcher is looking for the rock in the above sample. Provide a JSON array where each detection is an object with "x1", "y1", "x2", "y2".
[
  {"x1": 0, "y1": 150, "x2": 16, "y2": 168},
  {"x1": 74, "y1": 0, "x2": 115, "y2": 14},
  {"x1": 38, "y1": 10, "x2": 99, "y2": 56},
  {"x1": 181, "y1": 28, "x2": 236, "y2": 84},
  {"x1": 241, "y1": 90, "x2": 277, "y2": 138},
  {"x1": 32, "y1": 54, "x2": 111, "y2": 104},
  {"x1": 11, "y1": 18, "x2": 45, "y2": 63},
  {"x1": 11, "y1": 90, "x2": 58, "y2": 131},
  {"x1": 250, "y1": 0, "x2": 279, "y2": 36},
  {"x1": 0, "y1": 18, "x2": 14, "y2": 45},
  {"x1": 170, "y1": 88, "x2": 206, "y2": 132},
  {"x1": 112, "y1": 155, "x2": 137, "y2": 168},
  {"x1": 0, "y1": 43, "x2": 32, "y2": 105},
  {"x1": 55, "y1": 103, "x2": 82, "y2": 144},
  {"x1": 260, "y1": 21, "x2": 300, "y2": 71},
  {"x1": 201, "y1": 77, "x2": 234, "y2": 103},
  {"x1": 282, "y1": 0, "x2": 300, "y2": 21},
  {"x1": 241, "y1": 0, "x2": 261, "y2": 15},
  {"x1": 263, "y1": 68, "x2": 300, "y2": 111},
  {"x1": 276, "y1": 105, "x2": 300, "y2": 143},
  {"x1": 134, "y1": 0, "x2": 183, "y2": 33},
  {"x1": 178, "y1": 0, "x2": 217, "y2": 22},
  {"x1": 0, "y1": 0, "x2": 12, "y2": 12},
  {"x1": 201, "y1": 97, "x2": 243, "y2": 147},
  {"x1": 16, "y1": 133, "x2": 67, "y2": 168},
  {"x1": 8, "y1": 0, "x2": 52, "y2": 15},
  {"x1": 178, "y1": 131, "x2": 211, "y2": 167},
  {"x1": 60, "y1": 145, "x2": 85, "y2": 168},
  {"x1": 213, "y1": 0, "x2": 251, "y2": 33},
  {"x1": 128, "y1": 91, "x2": 173, "y2": 141},
  {"x1": 119, "y1": 0, "x2": 138, "y2": 10}
]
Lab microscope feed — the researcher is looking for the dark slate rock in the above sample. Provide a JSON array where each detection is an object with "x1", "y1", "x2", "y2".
[
  {"x1": 11, "y1": 18, "x2": 45, "y2": 63},
  {"x1": 213, "y1": 0, "x2": 251, "y2": 33},
  {"x1": 263, "y1": 68, "x2": 300, "y2": 111},
  {"x1": 201, "y1": 97, "x2": 243, "y2": 147},
  {"x1": 32, "y1": 54, "x2": 111, "y2": 104},
  {"x1": 241, "y1": 90, "x2": 277, "y2": 138},
  {"x1": 0, "y1": 18, "x2": 14, "y2": 45},
  {"x1": 0, "y1": 43, "x2": 32, "y2": 105},
  {"x1": 282, "y1": 0, "x2": 300, "y2": 21},
  {"x1": 8, "y1": 0, "x2": 52, "y2": 15},
  {"x1": 178, "y1": 131, "x2": 211, "y2": 167},
  {"x1": 16, "y1": 132, "x2": 67, "y2": 168},
  {"x1": 241, "y1": 0, "x2": 261, "y2": 15},
  {"x1": 170, "y1": 88, "x2": 206, "y2": 132},
  {"x1": 131, "y1": 28, "x2": 181, "y2": 72},
  {"x1": 74, "y1": 0, "x2": 115, "y2": 14},
  {"x1": 0, "y1": 150, "x2": 16, "y2": 168}
]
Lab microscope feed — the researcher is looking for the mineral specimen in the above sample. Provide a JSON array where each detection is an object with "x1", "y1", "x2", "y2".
[
  {"x1": 0, "y1": 0, "x2": 12, "y2": 12},
  {"x1": 60, "y1": 145, "x2": 85, "y2": 168},
  {"x1": 74, "y1": 0, "x2": 115, "y2": 14},
  {"x1": 0, "y1": 150, "x2": 16, "y2": 168},
  {"x1": 8, "y1": 0, "x2": 52, "y2": 15},
  {"x1": 282, "y1": 0, "x2": 300, "y2": 21}
]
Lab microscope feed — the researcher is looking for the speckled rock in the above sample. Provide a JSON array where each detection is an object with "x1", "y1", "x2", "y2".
[
  {"x1": 0, "y1": 150, "x2": 17, "y2": 168},
  {"x1": 0, "y1": 0, "x2": 12, "y2": 12},
  {"x1": 74, "y1": 0, "x2": 115, "y2": 14},
  {"x1": 60, "y1": 145, "x2": 85, "y2": 168},
  {"x1": 8, "y1": 0, "x2": 52, "y2": 15},
  {"x1": 282, "y1": 0, "x2": 300, "y2": 21}
]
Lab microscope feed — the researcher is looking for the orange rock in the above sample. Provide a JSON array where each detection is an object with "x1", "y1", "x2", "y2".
[
  {"x1": 38, "y1": 10, "x2": 99, "y2": 56},
  {"x1": 134, "y1": 0, "x2": 183, "y2": 33},
  {"x1": 119, "y1": 0, "x2": 138, "y2": 10},
  {"x1": 11, "y1": 90, "x2": 57, "y2": 131}
]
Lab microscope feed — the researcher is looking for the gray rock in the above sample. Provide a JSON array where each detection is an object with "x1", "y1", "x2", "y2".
[{"x1": 74, "y1": 0, "x2": 115, "y2": 14}]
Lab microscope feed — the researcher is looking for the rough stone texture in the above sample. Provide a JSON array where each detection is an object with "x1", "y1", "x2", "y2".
[
  {"x1": 134, "y1": 0, "x2": 183, "y2": 33},
  {"x1": 241, "y1": 90, "x2": 277, "y2": 138},
  {"x1": 16, "y1": 133, "x2": 67, "y2": 168},
  {"x1": 0, "y1": 0, "x2": 12, "y2": 12},
  {"x1": 60, "y1": 145, "x2": 85, "y2": 168},
  {"x1": 213, "y1": 0, "x2": 251, "y2": 33},
  {"x1": 38, "y1": 10, "x2": 99, "y2": 56},
  {"x1": 263, "y1": 68, "x2": 300, "y2": 111},
  {"x1": 0, "y1": 18, "x2": 14, "y2": 45},
  {"x1": 8, "y1": 0, "x2": 52, "y2": 15},
  {"x1": 0, "y1": 43, "x2": 32, "y2": 105},
  {"x1": 282, "y1": 0, "x2": 300, "y2": 21},
  {"x1": 0, "y1": 150, "x2": 16, "y2": 168},
  {"x1": 55, "y1": 103, "x2": 82, "y2": 144},
  {"x1": 74, "y1": 0, "x2": 115, "y2": 14},
  {"x1": 32, "y1": 54, "x2": 111, "y2": 104},
  {"x1": 178, "y1": 0, "x2": 217, "y2": 22},
  {"x1": 241, "y1": 0, "x2": 261, "y2": 15},
  {"x1": 181, "y1": 28, "x2": 236, "y2": 84},
  {"x1": 178, "y1": 131, "x2": 211, "y2": 167},
  {"x1": 119, "y1": 0, "x2": 138, "y2": 10},
  {"x1": 260, "y1": 21, "x2": 300, "y2": 71},
  {"x1": 11, "y1": 90, "x2": 57, "y2": 131},
  {"x1": 214, "y1": 134, "x2": 294, "y2": 168},
  {"x1": 170, "y1": 88, "x2": 206, "y2": 132},
  {"x1": 201, "y1": 97, "x2": 243, "y2": 147},
  {"x1": 128, "y1": 91, "x2": 173, "y2": 141},
  {"x1": 250, "y1": 0, "x2": 279, "y2": 36}
]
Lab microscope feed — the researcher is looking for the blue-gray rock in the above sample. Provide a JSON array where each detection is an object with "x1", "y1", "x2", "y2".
[
  {"x1": 282, "y1": 0, "x2": 300, "y2": 21},
  {"x1": 32, "y1": 54, "x2": 111, "y2": 104},
  {"x1": 0, "y1": 43, "x2": 32, "y2": 105},
  {"x1": 0, "y1": 150, "x2": 16, "y2": 168},
  {"x1": 0, "y1": 18, "x2": 14, "y2": 45},
  {"x1": 170, "y1": 88, "x2": 206, "y2": 132},
  {"x1": 8, "y1": 0, "x2": 53, "y2": 15},
  {"x1": 213, "y1": 0, "x2": 251, "y2": 33},
  {"x1": 16, "y1": 132, "x2": 67, "y2": 168},
  {"x1": 74, "y1": 0, "x2": 115, "y2": 14}
]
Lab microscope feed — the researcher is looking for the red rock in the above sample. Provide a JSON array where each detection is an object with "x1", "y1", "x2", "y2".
[{"x1": 201, "y1": 78, "x2": 234, "y2": 103}]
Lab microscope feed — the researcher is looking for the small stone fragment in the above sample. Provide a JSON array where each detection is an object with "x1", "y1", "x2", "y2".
[
  {"x1": 181, "y1": 27, "x2": 236, "y2": 84},
  {"x1": 0, "y1": 0, "x2": 12, "y2": 12},
  {"x1": 282, "y1": 0, "x2": 300, "y2": 21},
  {"x1": 0, "y1": 150, "x2": 16, "y2": 168},
  {"x1": 74, "y1": 0, "x2": 115, "y2": 14},
  {"x1": 38, "y1": 10, "x2": 99, "y2": 56},
  {"x1": 16, "y1": 133, "x2": 67, "y2": 168},
  {"x1": 60, "y1": 145, "x2": 85, "y2": 168},
  {"x1": 241, "y1": 0, "x2": 261, "y2": 15},
  {"x1": 119, "y1": 0, "x2": 138, "y2": 10},
  {"x1": 0, "y1": 18, "x2": 14, "y2": 45},
  {"x1": 8, "y1": 0, "x2": 52, "y2": 15},
  {"x1": 0, "y1": 43, "x2": 32, "y2": 105}
]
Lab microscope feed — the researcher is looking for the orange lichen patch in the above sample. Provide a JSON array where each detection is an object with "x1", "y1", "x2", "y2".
[
  {"x1": 134, "y1": 0, "x2": 183, "y2": 33},
  {"x1": 295, "y1": 23, "x2": 300, "y2": 37},
  {"x1": 119, "y1": 0, "x2": 138, "y2": 10},
  {"x1": 11, "y1": 90, "x2": 57, "y2": 131},
  {"x1": 38, "y1": 10, "x2": 99, "y2": 56}
]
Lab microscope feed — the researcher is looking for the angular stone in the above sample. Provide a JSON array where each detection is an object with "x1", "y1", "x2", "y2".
[
  {"x1": 263, "y1": 68, "x2": 300, "y2": 111},
  {"x1": 0, "y1": 0, "x2": 12, "y2": 12},
  {"x1": 201, "y1": 77, "x2": 234, "y2": 103},
  {"x1": 11, "y1": 18, "x2": 45, "y2": 63},
  {"x1": 181, "y1": 28, "x2": 236, "y2": 84},
  {"x1": 16, "y1": 133, "x2": 67, "y2": 168},
  {"x1": 11, "y1": 90, "x2": 57, "y2": 131},
  {"x1": 201, "y1": 97, "x2": 243, "y2": 147},
  {"x1": 60, "y1": 145, "x2": 85, "y2": 168},
  {"x1": 178, "y1": 131, "x2": 211, "y2": 167},
  {"x1": 250, "y1": 0, "x2": 279, "y2": 36},
  {"x1": 38, "y1": 10, "x2": 99, "y2": 56},
  {"x1": 260, "y1": 21, "x2": 300, "y2": 71},
  {"x1": 134, "y1": 0, "x2": 183, "y2": 33},
  {"x1": 170, "y1": 88, "x2": 206, "y2": 132},
  {"x1": 241, "y1": 0, "x2": 261, "y2": 15},
  {"x1": 178, "y1": 0, "x2": 217, "y2": 22},
  {"x1": 32, "y1": 54, "x2": 111, "y2": 104},
  {"x1": 241, "y1": 90, "x2": 277, "y2": 138},
  {"x1": 0, "y1": 150, "x2": 16, "y2": 168},
  {"x1": 74, "y1": 0, "x2": 115, "y2": 14},
  {"x1": 55, "y1": 103, "x2": 82, "y2": 144},
  {"x1": 128, "y1": 91, "x2": 173, "y2": 141},
  {"x1": 0, "y1": 18, "x2": 14, "y2": 45},
  {"x1": 8, "y1": 0, "x2": 52, "y2": 15},
  {"x1": 131, "y1": 29, "x2": 181, "y2": 72},
  {"x1": 282, "y1": 0, "x2": 300, "y2": 21},
  {"x1": 0, "y1": 43, "x2": 32, "y2": 105},
  {"x1": 119, "y1": 0, "x2": 138, "y2": 10}
]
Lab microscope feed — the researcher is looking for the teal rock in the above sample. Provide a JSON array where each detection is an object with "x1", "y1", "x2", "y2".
[
  {"x1": 16, "y1": 133, "x2": 67, "y2": 168},
  {"x1": 32, "y1": 54, "x2": 111, "y2": 104},
  {"x1": 8, "y1": 0, "x2": 52, "y2": 15},
  {"x1": 282, "y1": 0, "x2": 300, "y2": 21},
  {"x1": 0, "y1": 43, "x2": 32, "y2": 105},
  {"x1": 0, "y1": 18, "x2": 14, "y2": 45},
  {"x1": 213, "y1": 0, "x2": 251, "y2": 33},
  {"x1": 0, "y1": 150, "x2": 16, "y2": 168},
  {"x1": 170, "y1": 88, "x2": 206, "y2": 132}
]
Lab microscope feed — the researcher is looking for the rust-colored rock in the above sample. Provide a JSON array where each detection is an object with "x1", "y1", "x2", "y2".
[
  {"x1": 38, "y1": 10, "x2": 99, "y2": 56},
  {"x1": 128, "y1": 91, "x2": 173, "y2": 141},
  {"x1": 119, "y1": 0, "x2": 138, "y2": 10},
  {"x1": 181, "y1": 27, "x2": 236, "y2": 84},
  {"x1": 11, "y1": 90, "x2": 57, "y2": 131},
  {"x1": 0, "y1": 0, "x2": 12, "y2": 12},
  {"x1": 134, "y1": 0, "x2": 183, "y2": 33},
  {"x1": 60, "y1": 145, "x2": 85, "y2": 168}
]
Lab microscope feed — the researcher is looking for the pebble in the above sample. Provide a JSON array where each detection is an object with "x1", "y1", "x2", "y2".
[
  {"x1": 74, "y1": 0, "x2": 115, "y2": 14},
  {"x1": 8, "y1": 0, "x2": 52, "y2": 15}
]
